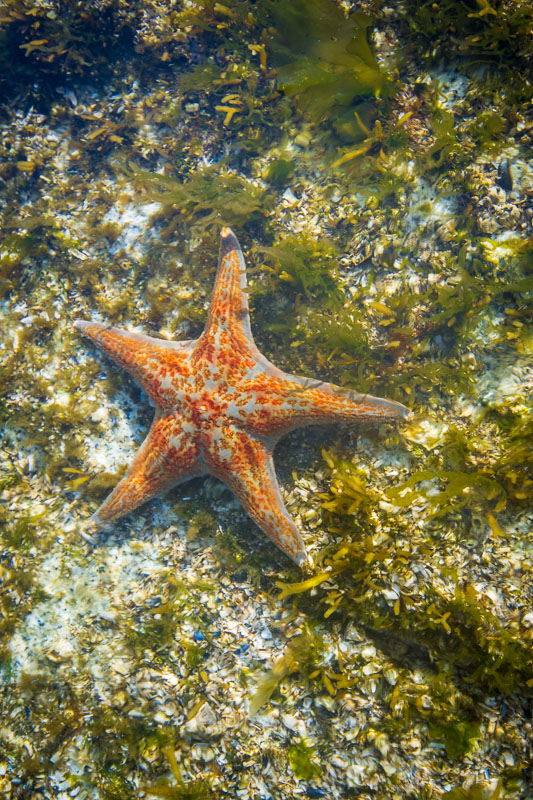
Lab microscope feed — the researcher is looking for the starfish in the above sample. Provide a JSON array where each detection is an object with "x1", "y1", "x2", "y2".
[{"x1": 75, "y1": 228, "x2": 409, "y2": 565}]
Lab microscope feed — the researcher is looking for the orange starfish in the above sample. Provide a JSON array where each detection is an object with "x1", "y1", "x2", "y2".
[{"x1": 75, "y1": 228, "x2": 408, "y2": 565}]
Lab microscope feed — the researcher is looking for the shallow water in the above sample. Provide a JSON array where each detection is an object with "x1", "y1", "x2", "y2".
[{"x1": 0, "y1": 1, "x2": 532, "y2": 798}]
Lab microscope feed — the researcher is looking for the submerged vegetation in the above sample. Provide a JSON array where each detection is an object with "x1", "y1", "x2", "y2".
[
  {"x1": 0, "y1": 0, "x2": 532, "y2": 797},
  {"x1": 398, "y1": 0, "x2": 533, "y2": 87},
  {"x1": 131, "y1": 166, "x2": 269, "y2": 233},
  {"x1": 0, "y1": 0, "x2": 139, "y2": 102},
  {"x1": 266, "y1": 0, "x2": 393, "y2": 130}
]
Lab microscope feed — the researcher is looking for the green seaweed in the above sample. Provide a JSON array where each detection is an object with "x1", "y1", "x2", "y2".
[
  {"x1": 442, "y1": 778, "x2": 509, "y2": 800},
  {"x1": 249, "y1": 626, "x2": 326, "y2": 714},
  {"x1": 143, "y1": 742, "x2": 213, "y2": 800},
  {"x1": 257, "y1": 233, "x2": 341, "y2": 304},
  {"x1": 430, "y1": 720, "x2": 480, "y2": 759},
  {"x1": 144, "y1": 783, "x2": 212, "y2": 800},
  {"x1": 397, "y1": 0, "x2": 533, "y2": 96},
  {"x1": 123, "y1": 574, "x2": 212, "y2": 661},
  {"x1": 265, "y1": 157, "x2": 295, "y2": 186},
  {"x1": 321, "y1": 449, "x2": 375, "y2": 517},
  {"x1": 266, "y1": 0, "x2": 392, "y2": 126},
  {"x1": 332, "y1": 111, "x2": 412, "y2": 172},
  {"x1": 93, "y1": 767, "x2": 137, "y2": 800},
  {"x1": 385, "y1": 468, "x2": 505, "y2": 518},
  {"x1": 131, "y1": 165, "x2": 269, "y2": 234},
  {"x1": 487, "y1": 405, "x2": 533, "y2": 506},
  {"x1": 2, "y1": 512, "x2": 43, "y2": 550},
  {"x1": 287, "y1": 737, "x2": 321, "y2": 780},
  {"x1": 0, "y1": 503, "x2": 53, "y2": 664},
  {"x1": 0, "y1": 0, "x2": 138, "y2": 103},
  {"x1": 273, "y1": 449, "x2": 533, "y2": 695},
  {"x1": 178, "y1": 63, "x2": 222, "y2": 94},
  {"x1": 304, "y1": 307, "x2": 371, "y2": 363}
]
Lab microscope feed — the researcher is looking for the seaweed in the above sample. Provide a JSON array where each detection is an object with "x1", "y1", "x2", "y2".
[
  {"x1": 287, "y1": 737, "x2": 322, "y2": 780},
  {"x1": 430, "y1": 719, "x2": 480, "y2": 759},
  {"x1": 93, "y1": 767, "x2": 137, "y2": 800},
  {"x1": 488, "y1": 405, "x2": 533, "y2": 506},
  {"x1": 265, "y1": 156, "x2": 295, "y2": 186},
  {"x1": 131, "y1": 165, "x2": 270, "y2": 234},
  {"x1": 265, "y1": 0, "x2": 392, "y2": 128},
  {"x1": 0, "y1": 503, "x2": 52, "y2": 662},
  {"x1": 0, "y1": 0, "x2": 138, "y2": 105},
  {"x1": 257, "y1": 233, "x2": 341, "y2": 304},
  {"x1": 442, "y1": 778, "x2": 509, "y2": 800},
  {"x1": 249, "y1": 626, "x2": 326, "y2": 714},
  {"x1": 385, "y1": 468, "x2": 506, "y2": 519},
  {"x1": 320, "y1": 449, "x2": 375, "y2": 517},
  {"x1": 123, "y1": 574, "x2": 212, "y2": 661},
  {"x1": 332, "y1": 111, "x2": 412, "y2": 171},
  {"x1": 396, "y1": 0, "x2": 533, "y2": 96},
  {"x1": 304, "y1": 307, "x2": 371, "y2": 364},
  {"x1": 143, "y1": 743, "x2": 213, "y2": 800},
  {"x1": 272, "y1": 449, "x2": 533, "y2": 695}
]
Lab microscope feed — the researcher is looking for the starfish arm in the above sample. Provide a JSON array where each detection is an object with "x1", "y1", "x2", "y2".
[
  {"x1": 90, "y1": 413, "x2": 203, "y2": 526},
  {"x1": 237, "y1": 371, "x2": 410, "y2": 437},
  {"x1": 206, "y1": 425, "x2": 307, "y2": 565},
  {"x1": 195, "y1": 227, "x2": 255, "y2": 361},
  {"x1": 74, "y1": 320, "x2": 195, "y2": 408},
  {"x1": 206, "y1": 227, "x2": 253, "y2": 340},
  {"x1": 283, "y1": 374, "x2": 410, "y2": 425}
]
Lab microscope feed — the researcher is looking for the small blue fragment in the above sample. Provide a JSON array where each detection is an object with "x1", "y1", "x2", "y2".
[
  {"x1": 193, "y1": 630, "x2": 204, "y2": 642},
  {"x1": 306, "y1": 789, "x2": 326, "y2": 799}
]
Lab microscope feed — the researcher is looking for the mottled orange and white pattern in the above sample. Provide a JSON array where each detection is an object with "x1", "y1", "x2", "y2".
[{"x1": 75, "y1": 228, "x2": 409, "y2": 565}]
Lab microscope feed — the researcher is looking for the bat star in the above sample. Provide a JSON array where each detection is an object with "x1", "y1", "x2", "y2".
[{"x1": 75, "y1": 227, "x2": 408, "y2": 565}]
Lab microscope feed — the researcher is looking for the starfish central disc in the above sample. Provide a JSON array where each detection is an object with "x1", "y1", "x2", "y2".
[{"x1": 75, "y1": 228, "x2": 409, "y2": 565}]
